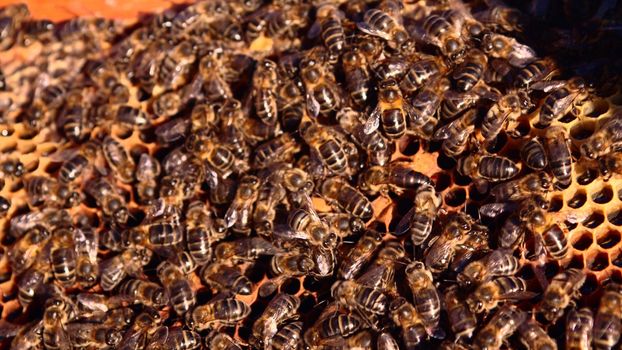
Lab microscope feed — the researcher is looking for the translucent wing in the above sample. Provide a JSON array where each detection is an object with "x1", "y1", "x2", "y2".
[
  {"x1": 479, "y1": 202, "x2": 517, "y2": 218},
  {"x1": 395, "y1": 205, "x2": 417, "y2": 236},
  {"x1": 508, "y1": 42, "x2": 537, "y2": 67},
  {"x1": 364, "y1": 108, "x2": 381, "y2": 134},
  {"x1": 306, "y1": 92, "x2": 321, "y2": 118},
  {"x1": 357, "y1": 21, "x2": 392, "y2": 41}
]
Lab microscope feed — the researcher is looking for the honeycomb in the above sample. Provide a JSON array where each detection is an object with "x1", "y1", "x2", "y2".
[{"x1": 0, "y1": 0, "x2": 621, "y2": 349}]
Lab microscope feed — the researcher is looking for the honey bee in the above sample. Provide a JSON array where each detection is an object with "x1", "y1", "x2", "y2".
[
  {"x1": 341, "y1": 48, "x2": 371, "y2": 107},
  {"x1": 451, "y1": 223, "x2": 491, "y2": 272},
  {"x1": 545, "y1": 126, "x2": 573, "y2": 187},
  {"x1": 416, "y1": 9, "x2": 466, "y2": 60},
  {"x1": 135, "y1": 153, "x2": 161, "y2": 203},
  {"x1": 518, "y1": 319, "x2": 558, "y2": 350},
  {"x1": 42, "y1": 299, "x2": 71, "y2": 350},
  {"x1": 389, "y1": 297, "x2": 428, "y2": 348},
  {"x1": 185, "y1": 133, "x2": 236, "y2": 178},
  {"x1": 253, "y1": 175, "x2": 287, "y2": 237},
  {"x1": 66, "y1": 323, "x2": 123, "y2": 349},
  {"x1": 458, "y1": 249, "x2": 520, "y2": 288},
  {"x1": 377, "y1": 332, "x2": 400, "y2": 350},
  {"x1": 200, "y1": 263, "x2": 252, "y2": 295},
  {"x1": 208, "y1": 332, "x2": 242, "y2": 350},
  {"x1": 25, "y1": 176, "x2": 79, "y2": 208},
  {"x1": 224, "y1": 175, "x2": 261, "y2": 235},
  {"x1": 396, "y1": 184, "x2": 442, "y2": 245},
  {"x1": 360, "y1": 161, "x2": 433, "y2": 197},
  {"x1": 357, "y1": 0, "x2": 410, "y2": 49},
  {"x1": 338, "y1": 229, "x2": 384, "y2": 280},
  {"x1": 272, "y1": 321, "x2": 303, "y2": 350},
  {"x1": 215, "y1": 237, "x2": 280, "y2": 263},
  {"x1": 467, "y1": 276, "x2": 535, "y2": 314},
  {"x1": 252, "y1": 59, "x2": 279, "y2": 125},
  {"x1": 8, "y1": 225, "x2": 51, "y2": 275},
  {"x1": 305, "y1": 312, "x2": 363, "y2": 348},
  {"x1": 540, "y1": 268, "x2": 586, "y2": 323},
  {"x1": 115, "y1": 105, "x2": 150, "y2": 130},
  {"x1": 597, "y1": 151, "x2": 622, "y2": 181},
  {"x1": 332, "y1": 279, "x2": 388, "y2": 316},
  {"x1": 49, "y1": 228, "x2": 77, "y2": 287},
  {"x1": 252, "y1": 293, "x2": 300, "y2": 348},
  {"x1": 536, "y1": 77, "x2": 591, "y2": 127},
  {"x1": 1, "y1": 158, "x2": 24, "y2": 179},
  {"x1": 17, "y1": 266, "x2": 45, "y2": 307},
  {"x1": 102, "y1": 135, "x2": 135, "y2": 183},
  {"x1": 519, "y1": 137, "x2": 548, "y2": 170},
  {"x1": 357, "y1": 240, "x2": 406, "y2": 292},
  {"x1": 157, "y1": 261, "x2": 196, "y2": 315},
  {"x1": 197, "y1": 48, "x2": 233, "y2": 103},
  {"x1": 85, "y1": 177, "x2": 129, "y2": 224},
  {"x1": 409, "y1": 77, "x2": 452, "y2": 139},
  {"x1": 271, "y1": 250, "x2": 316, "y2": 278},
  {"x1": 321, "y1": 212, "x2": 365, "y2": 240},
  {"x1": 434, "y1": 108, "x2": 477, "y2": 157},
  {"x1": 100, "y1": 247, "x2": 152, "y2": 291},
  {"x1": 152, "y1": 91, "x2": 182, "y2": 119},
  {"x1": 457, "y1": 152, "x2": 519, "y2": 183},
  {"x1": 57, "y1": 140, "x2": 101, "y2": 184},
  {"x1": 253, "y1": 133, "x2": 301, "y2": 169},
  {"x1": 473, "y1": 305, "x2": 526, "y2": 350},
  {"x1": 452, "y1": 49, "x2": 488, "y2": 92},
  {"x1": 405, "y1": 261, "x2": 441, "y2": 333},
  {"x1": 481, "y1": 90, "x2": 533, "y2": 142},
  {"x1": 424, "y1": 213, "x2": 473, "y2": 273},
  {"x1": 364, "y1": 79, "x2": 414, "y2": 139},
  {"x1": 593, "y1": 284, "x2": 622, "y2": 350},
  {"x1": 0, "y1": 195, "x2": 9, "y2": 217},
  {"x1": 581, "y1": 116, "x2": 622, "y2": 160},
  {"x1": 476, "y1": 5, "x2": 526, "y2": 33},
  {"x1": 444, "y1": 285, "x2": 477, "y2": 340},
  {"x1": 310, "y1": 4, "x2": 346, "y2": 59},
  {"x1": 147, "y1": 327, "x2": 202, "y2": 350},
  {"x1": 118, "y1": 307, "x2": 163, "y2": 350},
  {"x1": 400, "y1": 55, "x2": 447, "y2": 95},
  {"x1": 487, "y1": 172, "x2": 552, "y2": 204},
  {"x1": 481, "y1": 32, "x2": 537, "y2": 67},
  {"x1": 282, "y1": 199, "x2": 336, "y2": 249},
  {"x1": 566, "y1": 308, "x2": 593, "y2": 350},
  {"x1": 320, "y1": 177, "x2": 374, "y2": 221},
  {"x1": 337, "y1": 107, "x2": 391, "y2": 167},
  {"x1": 8, "y1": 320, "x2": 44, "y2": 350},
  {"x1": 189, "y1": 299, "x2": 251, "y2": 331},
  {"x1": 118, "y1": 278, "x2": 168, "y2": 308},
  {"x1": 185, "y1": 201, "x2": 223, "y2": 264},
  {"x1": 514, "y1": 57, "x2": 559, "y2": 88},
  {"x1": 299, "y1": 48, "x2": 341, "y2": 117}
]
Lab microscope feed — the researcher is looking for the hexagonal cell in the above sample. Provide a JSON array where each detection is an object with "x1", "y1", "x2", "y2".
[
  {"x1": 433, "y1": 172, "x2": 452, "y2": 192},
  {"x1": 592, "y1": 184, "x2": 614, "y2": 204},
  {"x1": 444, "y1": 188, "x2": 466, "y2": 207},
  {"x1": 549, "y1": 195, "x2": 564, "y2": 212},
  {"x1": 571, "y1": 231, "x2": 593, "y2": 251},
  {"x1": 568, "y1": 190, "x2": 587, "y2": 209},
  {"x1": 570, "y1": 120, "x2": 596, "y2": 140},
  {"x1": 579, "y1": 273, "x2": 599, "y2": 295},
  {"x1": 597, "y1": 230, "x2": 621, "y2": 249},
  {"x1": 584, "y1": 98, "x2": 610, "y2": 118},
  {"x1": 607, "y1": 208, "x2": 622, "y2": 226},
  {"x1": 567, "y1": 254, "x2": 585, "y2": 270},
  {"x1": 577, "y1": 168, "x2": 599, "y2": 186},
  {"x1": 399, "y1": 137, "x2": 420, "y2": 156},
  {"x1": 281, "y1": 277, "x2": 301, "y2": 295},
  {"x1": 584, "y1": 210, "x2": 605, "y2": 229},
  {"x1": 587, "y1": 251, "x2": 609, "y2": 272}
]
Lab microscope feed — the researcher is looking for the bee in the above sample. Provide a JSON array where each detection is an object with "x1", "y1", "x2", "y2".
[
  {"x1": 457, "y1": 152, "x2": 519, "y2": 183},
  {"x1": 0, "y1": 4, "x2": 30, "y2": 50},
  {"x1": 85, "y1": 177, "x2": 129, "y2": 224},
  {"x1": 118, "y1": 278, "x2": 168, "y2": 308},
  {"x1": 321, "y1": 212, "x2": 365, "y2": 239},
  {"x1": 0, "y1": 195, "x2": 9, "y2": 217},
  {"x1": 49, "y1": 228, "x2": 77, "y2": 287},
  {"x1": 389, "y1": 297, "x2": 428, "y2": 348},
  {"x1": 299, "y1": 48, "x2": 341, "y2": 117},
  {"x1": 520, "y1": 321, "x2": 559, "y2": 350},
  {"x1": 252, "y1": 293, "x2": 300, "y2": 348},
  {"x1": 357, "y1": 240, "x2": 406, "y2": 292},
  {"x1": 253, "y1": 133, "x2": 301, "y2": 169},
  {"x1": 215, "y1": 237, "x2": 280, "y2": 263},
  {"x1": 252, "y1": 59, "x2": 279, "y2": 125},
  {"x1": 593, "y1": 284, "x2": 622, "y2": 350},
  {"x1": 481, "y1": 32, "x2": 537, "y2": 67},
  {"x1": 518, "y1": 137, "x2": 548, "y2": 170},
  {"x1": 364, "y1": 79, "x2": 413, "y2": 139},
  {"x1": 474, "y1": 305, "x2": 526, "y2": 350},
  {"x1": 396, "y1": 184, "x2": 442, "y2": 245},
  {"x1": 185, "y1": 201, "x2": 223, "y2": 264},
  {"x1": 481, "y1": 90, "x2": 533, "y2": 142},
  {"x1": 458, "y1": 249, "x2": 520, "y2": 288},
  {"x1": 305, "y1": 312, "x2": 363, "y2": 348},
  {"x1": 545, "y1": 126, "x2": 573, "y2": 187},
  {"x1": 341, "y1": 48, "x2": 371, "y2": 107},
  {"x1": 57, "y1": 140, "x2": 101, "y2": 184},
  {"x1": 134, "y1": 153, "x2": 160, "y2": 203},
  {"x1": 444, "y1": 285, "x2": 477, "y2": 340},
  {"x1": 273, "y1": 321, "x2": 304, "y2": 350},
  {"x1": 42, "y1": 300, "x2": 71, "y2": 350},
  {"x1": 514, "y1": 57, "x2": 559, "y2": 88},
  {"x1": 66, "y1": 323, "x2": 123, "y2": 349},
  {"x1": 17, "y1": 267, "x2": 45, "y2": 308},
  {"x1": 24, "y1": 176, "x2": 78, "y2": 208},
  {"x1": 377, "y1": 332, "x2": 400, "y2": 350},
  {"x1": 197, "y1": 48, "x2": 233, "y2": 103},
  {"x1": 452, "y1": 49, "x2": 488, "y2": 92},
  {"x1": 310, "y1": 3, "x2": 346, "y2": 59},
  {"x1": 8, "y1": 320, "x2": 44, "y2": 350},
  {"x1": 201, "y1": 263, "x2": 252, "y2": 295},
  {"x1": 360, "y1": 162, "x2": 433, "y2": 196},
  {"x1": 115, "y1": 105, "x2": 150, "y2": 130},
  {"x1": 224, "y1": 175, "x2": 261, "y2": 235},
  {"x1": 152, "y1": 91, "x2": 182, "y2": 119},
  {"x1": 8, "y1": 225, "x2": 51, "y2": 275},
  {"x1": 102, "y1": 135, "x2": 135, "y2": 183},
  {"x1": 400, "y1": 56, "x2": 447, "y2": 95},
  {"x1": 597, "y1": 151, "x2": 622, "y2": 181},
  {"x1": 487, "y1": 172, "x2": 552, "y2": 204},
  {"x1": 118, "y1": 307, "x2": 163, "y2": 350},
  {"x1": 338, "y1": 229, "x2": 384, "y2": 280},
  {"x1": 283, "y1": 200, "x2": 336, "y2": 249},
  {"x1": 320, "y1": 177, "x2": 374, "y2": 221},
  {"x1": 424, "y1": 213, "x2": 473, "y2": 273},
  {"x1": 476, "y1": 5, "x2": 526, "y2": 32},
  {"x1": 100, "y1": 247, "x2": 152, "y2": 291},
  {"x1": 157, "y1": 261, "x2": 196, "y2": 315},
  {"x1": 566, "y1": 308, "x2": 593, "y2": 350},
  {"x1": 189, "y1": 299, "x2": 251, "y2": 331},
  {"x1": 467, "y1": 276, "x2": 535, "y2": 314},
  {"x1": 337, "y1": 108, "x2": 391, "y2": 166},
  {"x1": 147, "y1": 327, "x2": 201, "y2": 350},
  {"x1": 332, "y1": 279, "x2": 388, "y2": 316},
  {"x1": 451, "y1": 223, "x2": 491, "y2": 272},
  {"x1": 357, "y1": 0, "x2": 409, "y2": 49},
  {"x1": 416, "y1": 9, "x2": 466, "y2": 60},
  {"x1": 253, "y1": 175, "x2": 287, "y2": 237},
  {"x1": 581, "y1": 116, "x2": 622, "y2": 160},
  {"x1": 271, "y1": 250, "x2": 316, "y2": 278},
  {"x1": 185, "y1": 133, "x2": 236, "y2": 178},
  {"x1": 208, "y1": 332, "x2": 242, "y2": 350},
  {"x1": 405, "y1": 261, "x2": 441, "y2": 333},
  {"x1": 540, "y1": 268, "x2": 586, "y2": 323},
  {"x1": 537, "y1": 77, "x2": 591, "y2": 127},
  {"x1": 409, "y1": 77, "x2": 452, "y2": 139}
]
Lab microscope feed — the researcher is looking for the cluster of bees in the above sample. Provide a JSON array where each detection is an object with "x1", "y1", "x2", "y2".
[{"x1": 0, "y1": 0, "x2": 621, "y2": 349}]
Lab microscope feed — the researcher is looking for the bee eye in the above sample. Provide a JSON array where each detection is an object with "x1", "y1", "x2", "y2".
[{"x1": 494, "y1": 39, "x2": 504, "y2": 49}]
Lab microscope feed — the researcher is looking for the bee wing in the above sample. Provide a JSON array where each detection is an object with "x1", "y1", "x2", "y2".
[
  {"x1": 501, "y1": 290, "x2": 539, "y2": 301},
  {"x1": 120, "y1": 329, "x2": 148, "y2": 350},
  {"x1": 364, "y1": 108, "x2": 381, "y2": 134},
  {"x1": 433, "y1": 122, "x2": 454, "y2": 140},
  {"x1": 485, "y1": 249, "x2": 514, "y2": 274},
  {"x1": 530, "y1": 80, "x2": 566, "y2": 92},
  {"x1": 473, "y1": 85, "x2": 502, "y2": 101},
  {"x1": 146, "y1": 326, "x2": 169, "y2": 349},
  {"x1": 357, "y1": 21, "x2": 392, "y2": 41},
  {"x1": 306, "y1": 92, "x2": 321, "y2": 118},
  {"x1": 479, "y1": 202, "x2": 517, "y2": 218},
  {"x1": 307, "y1": 20, "x2": 321, "y2": 39},
  {"x1": 273, "y1": 224, "x2": 309, "y2": 241},
  {"x1": 357, "y1": 264, "x2": 390, "y2": 289},
  {"x1": 395, "y1": 205, "x2": 417, "y2": 236},
  {"x1": 549, "y1": 93, "x2": 576, "y2": 116},
  {"x1": 508, "y1": 42, "x2": 537, "y2": 67},
  {"x1": 224, "y1": 203, "x2": 240, "y2": 228}
]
